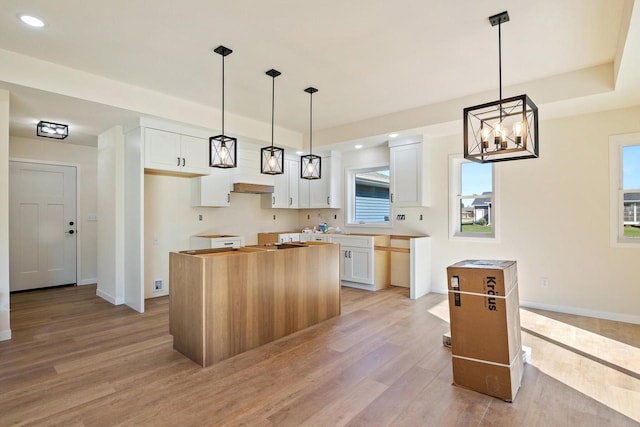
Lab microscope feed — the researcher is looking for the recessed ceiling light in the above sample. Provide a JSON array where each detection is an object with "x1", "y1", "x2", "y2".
[
  {"x1": 295, "y1": 150, "x2": 304, "y2": 155},
  {"x1": 355, "y1": 144, "x2": 363, "y2": 149},
  {"x1": 18, "y1": 14, "x2": 45, "y2": 28},
  {"x1": 389, "y1": 133, "x2": 399, "y2": 138}
]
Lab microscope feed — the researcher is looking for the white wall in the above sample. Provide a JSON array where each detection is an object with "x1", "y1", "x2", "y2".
[
  {"x1": 96, "y1": 127, "x2": 125, "y2": 305},
  {"x1": 9, "y1": 136, "x2": 98, "y2": 285},
  {"x1": 302, "y1": 106, "x2": 640, "y2": 323},
  {"x1": 0, "y1": 90, "x2": 10, "y2": 340},
  {"x1": 144, "y1": 175, "x2": 300, "y2": 298}
]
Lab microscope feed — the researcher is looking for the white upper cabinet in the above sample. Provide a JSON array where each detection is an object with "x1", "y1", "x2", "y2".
[
  {"x1": 267, "y1": 157, "x2": 299, "y2": 209},
  {"x1": 191, "y1": 168, "x2": 231, "y2": 207},
  {"x1": 389, "y1": 138, "x2": 430, "y2": 207},
  {"x1": 299, "y1": 153, "x2": 342, "y2": 209},
  {"x1": 144, "y1": 127, "x2": 210, "y2": 176}
]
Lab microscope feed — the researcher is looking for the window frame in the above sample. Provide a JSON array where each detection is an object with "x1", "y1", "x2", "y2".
[
  {"x1": 449, "y1": 154, "x2": 500, "y2": 241},
  {"x1": 609, "y1": 133, "x2": 640, "y2": 247},
  {"x1": 345, "y1": 164, "x2": 392, "y2": 228}
]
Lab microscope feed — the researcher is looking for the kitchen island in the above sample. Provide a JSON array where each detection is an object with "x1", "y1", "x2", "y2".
[{"x1": 169, "y1": 242, "x2": 340, "y2": 367}]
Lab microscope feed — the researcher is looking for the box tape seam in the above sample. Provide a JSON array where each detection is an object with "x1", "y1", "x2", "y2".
[
  {"x1": 452, "y1": 349, "x2": 522, "y2": 368},
  {"x1": 447, "y1": 283, "x2": 518, "y2": 300}
]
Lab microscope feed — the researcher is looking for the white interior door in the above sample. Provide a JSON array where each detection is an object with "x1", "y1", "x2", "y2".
[{"x1": 9, "y1": 161, "x2": 77, "y2": 291}]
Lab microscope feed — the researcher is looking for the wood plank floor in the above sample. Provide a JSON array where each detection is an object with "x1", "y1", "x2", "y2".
[{"x1": 1, "y1": 285, "x2": 638, "y2": 426}]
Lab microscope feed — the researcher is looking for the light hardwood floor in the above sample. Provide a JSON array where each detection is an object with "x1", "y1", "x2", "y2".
[{"x1": 0, "y1": 285, "x2": 638, "y2": 426}]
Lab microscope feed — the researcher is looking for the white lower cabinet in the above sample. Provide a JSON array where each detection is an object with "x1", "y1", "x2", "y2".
[
  {"x1": 329, "y1": 234, "x2": 389, "y2": 290},
  {"x1": 190, "y1": 235, "x2": 244, "y2": 249},
  {"x1": 299, "y1": 234, "x2": 329, "y2": 243},
  {"x1": 340, "y1": 246, "x2": 373, "y2": 284}
]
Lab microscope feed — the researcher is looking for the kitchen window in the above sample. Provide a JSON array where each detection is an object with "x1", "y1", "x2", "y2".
[
  {"x1": 346, "y1": 166, "x2": 391, "y2": 226},
  {"x1": 449, "y1": 155, "x2": 497, "y2": 240},
  {"x1": 609, "y1": 134, "x2": 640, "y2": 246}
]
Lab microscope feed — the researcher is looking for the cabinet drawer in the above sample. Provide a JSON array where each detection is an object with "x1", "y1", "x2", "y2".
[
  {"x1": 329, "y1": 235, "x2": 373, "y2": 248},
  {"x1": 211, "y1": 239, "x2": 242, "y2": 248}
]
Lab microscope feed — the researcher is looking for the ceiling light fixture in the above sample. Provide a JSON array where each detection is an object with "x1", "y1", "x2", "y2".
[
  {"x1": 355, "y1": 144, "x2": 363, "y2": 149},
  {"x1": 261, "y1": 69, "x2": 284, "y2": 175},
  {"x1": 18, "y1": 14, "x2": 45, "y2": 28},
  {"x1": 463, "y1": 11, "x2": 539, "y2": 163},
  {"x1": 37, "y1": 121, "x2": 68, "y2": 139},
  {"x1": 210, "y1": 45, "x2": 237, "y2": 168},
  {"x1": 300, "y1": 87, "x2": 321, "y2": 180},
  {"x1": 388, "y1": 133, "x2": 399, "y2": 138}
]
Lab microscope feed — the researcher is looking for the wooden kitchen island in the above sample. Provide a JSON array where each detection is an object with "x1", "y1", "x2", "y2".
[{"x1": 169, "y1": 242, "x2": 341, "y2": 367}]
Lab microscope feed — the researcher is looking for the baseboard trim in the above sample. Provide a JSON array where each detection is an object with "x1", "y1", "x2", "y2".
[
  {"x1": 77, "y1": 278, "x2": 97, "y2": 286},
  {"x1": 429, "y1": 286, "x2": 640, "y2": 325},
  {"x1": 96, "y1": 289, "x2": 124, "y2": 306},
  {"x1": 0, "y1": 329, "x2": 12, "y2": 341},
  {"x1": 520, "y1": 300, "x2": 640, "y2": 325}
]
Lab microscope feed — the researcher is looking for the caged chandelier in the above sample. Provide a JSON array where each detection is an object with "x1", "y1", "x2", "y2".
[
  {"x1": 463, "y1": 11, "x2": 539, "y2": 163},
  {"x1": 210, "y1": 45, "x2": 237, "y2": 168},
  {"x1": 261, "y1": 69, "x2": 285, "y2": 175},
  {"x1": 300, "y1": 87, "x2": 321, "y2": 180}
]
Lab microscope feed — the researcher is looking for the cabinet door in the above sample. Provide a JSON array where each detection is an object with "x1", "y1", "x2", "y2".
[
  {"x1": 287, "y1": 159, "x2": 299, "y2": 208},
  {"x1": 144, "y1": 128, "x2": 182, "y2": 172},
  {"x1": 192, "y1": 168, "x2": 231, "y2": 207},
  {"x1": 309, "y1": 156, "x2": 330, "y2": 208},
  {"x1": 271, "y1": 169, "x2": 289, "y2": 208},
  {"x1": 342, "y1": 246, "x2": 373, "y2": 284},
  {"x1": 180, "y1": 135, "x2": 211, "y2": 175},
  {"x1": 390, "y1": 143, "x2": 421, "y2": 207},
  {"x1": 299, "y1": 179, "x2": 310, "y2": 208}
]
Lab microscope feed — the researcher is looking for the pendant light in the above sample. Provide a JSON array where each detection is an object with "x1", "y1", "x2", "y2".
[
  {"x1": 260, "y1": 69, "x2": 285, "y2": 174},
  {"x1": 463, "y1": 11, "x2": 539, "y2": 163},
  {"x1": 300, "y1": 87, "x2": 321, "y2": 180},
  {"x1": 210, "y1": 45, "x2": 237, "y2": 168}
]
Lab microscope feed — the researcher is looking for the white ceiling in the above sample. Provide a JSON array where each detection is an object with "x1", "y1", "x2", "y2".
[{"x1": 0, "y1": 0, "x2": 638, "y2": 148}]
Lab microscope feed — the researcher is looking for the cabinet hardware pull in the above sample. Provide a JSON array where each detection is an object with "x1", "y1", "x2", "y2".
[
  {"x1": 289, "y1": 197, "x2": 292, "y2": 206},
  {"x1": 182, "y1": 157, "x2": 185, "y2": 167},
  {"x1": 177, "y1": 157, "x2": 181, "y2": 166},
  {"x1": 227, "y1": 193, "x2": 230, "y2": 203},
  {"x1": 272, "y1": 196, "x2": 275, "y2": 205},
  {"x1": 224, "y1": 242, "x2": 233, "y2": 246},
  {"x1": 327, "y1": 196, "x2": 330, "y2": 205},
  {"x1": 391, "y1": 193, "x2": 394, "y2": 203}
]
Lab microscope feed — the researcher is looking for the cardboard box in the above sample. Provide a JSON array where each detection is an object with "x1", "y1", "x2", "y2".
[
  {"x1": 446, "y1": 260, "x2": 523, "y2": 401},
  {"x1": 447, "y1": 260, "x2": 521, "y2": 364},
  {"x1": 452, "y1": 349, "x2": 523, "y2": 402}
]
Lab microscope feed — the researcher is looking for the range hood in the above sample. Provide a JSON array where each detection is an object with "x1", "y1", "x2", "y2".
[{"x1": 231, "y1": 183, "x2": 274, "y2": 194}]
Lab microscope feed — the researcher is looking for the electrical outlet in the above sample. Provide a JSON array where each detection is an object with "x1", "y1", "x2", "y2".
[
  {"x1": 273, "y1": 215, "x2": 276, "y2": 220},
  {"x1": 154, "y1": 279, "x2": 163, "y2": 292},
  {"x1": 541, "y1": 277, "x2": 549, "y2": 288},
  {"x1": 307, "y1": 214, "x2": 310, "y2": 220},
  {"x1": 198, "y1": 214, "x2": 203, "y2": 221},
  {"x1": 419, "y1": 214, "x2": 423, "y2": 220},
  {"x1": 334, "y1": 214, "x2": 337, "y2": 220}
]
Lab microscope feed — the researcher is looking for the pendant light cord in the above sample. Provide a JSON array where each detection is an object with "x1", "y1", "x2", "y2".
[
  {"x1": 309, "y1": 91, "x2": 313, "y2": 155},
  {"x1": 221, "y1": 54, "x2": 225, "y2": 135},
  {"x1": 271, "y1": 75, "x2": 275, "y2": 148},
  {"x1": 498, "y1": 20, "x2": 503, "y2": 124}
]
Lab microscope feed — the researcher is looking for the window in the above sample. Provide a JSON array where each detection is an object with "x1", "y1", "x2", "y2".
[
  {"x1": 610, "y1": 134, "x2": 640, "y2": 245},
  {"x1": 450, "y1": 156, "x2": 496, "y2": 239},
  {"x1": 347, "y1": 166, "x2": 390, "y2": 225}
]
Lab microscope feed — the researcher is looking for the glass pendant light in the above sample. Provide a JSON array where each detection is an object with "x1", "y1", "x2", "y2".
[
  {"x1": 210, "y1": 45, "x2": 237, "y2": 168},
  {"x1": 300, "y1": 87, "x2": 321, "y2": 180},
  {"x1": 261, "y1": 69, "x2": 285, "y2": 174}
]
